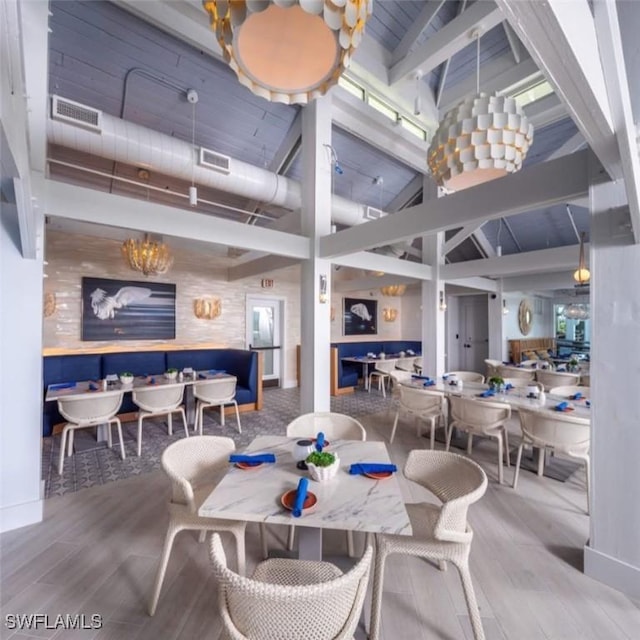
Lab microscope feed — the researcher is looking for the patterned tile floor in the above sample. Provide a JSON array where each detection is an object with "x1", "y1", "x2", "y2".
[{"x1": 42, "y1": 386, "x2": 392, "y2": 498}]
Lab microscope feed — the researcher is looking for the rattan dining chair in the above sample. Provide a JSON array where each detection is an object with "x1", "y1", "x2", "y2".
[
  {"x1": 447, "y1": 395, "x2": 511, "y2": 484},
  {"x1": 395, "y1": 356, "x2": 418, "y2": 372},
  {"x1": 369, "y1": 450, "x2": 488, "y2": 640},
  {"x1": 484, "y1": 359, "x2": 503, "y2": 380},
  {"x1": 285, "y1": 413, "x2": 366, "y2": 556},
  {"x1": 57, "y1": 390, "x2": 125, "y2": 475},
  {"x1": 497, "y1": 365, "x2": 535, "y2": 381},
  {"x1": 148, "y1": 436, "x2": 250, "y2": 616},
  {"x1": 390, "y1": 385, "x2": 447, "y2": 449},
  {"x1": 535, "y1": 369, "x2": 581, "y2": 391},
  {"x1": 368, "y1": 359, "x2": 397, "y2": 397},
  {"x1": 513, "y1": 408, "x2": 591, "y2": 513},
  {"x1": 548, "y1": 385, "x2": 590, "y2": 398},
  {"x1": 193, "y1": 377, "x2": 241, "y2": 435},
  {"x1": 210, "y1": 532, "x2": 373, "y2": 640},
  {"x1": 132, "y1": 382, "x2": 188, "y2": 456}
]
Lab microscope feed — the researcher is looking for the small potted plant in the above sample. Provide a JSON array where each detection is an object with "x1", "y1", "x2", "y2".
[
  {"x1": 305, "y1": 450, "x2": 340, "y2": 483},
  {"x1": 488, "y1": 376, "x2": 505, "y2": 392},
  {"x1": 165, "y1": 367, "x2": 178, "y2": 380},
  {"x1": 119, "y1": 371, "x2": 134, "y2": 385},
  {"x1": 568, "y1": 358, "x2": 579, "y2": 373}
]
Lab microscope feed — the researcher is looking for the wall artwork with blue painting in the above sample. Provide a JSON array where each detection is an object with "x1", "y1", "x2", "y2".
[
  {"x1": 81, "y1": 277, "x2": 176, "y2": 341},
  {"x1": 344, "y1": 297, "x2": 377, "y2": 336}
]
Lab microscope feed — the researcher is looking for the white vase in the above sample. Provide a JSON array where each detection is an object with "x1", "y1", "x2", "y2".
[{"x1": 307, "y1": 457, "x2": 340, "y2": 482}]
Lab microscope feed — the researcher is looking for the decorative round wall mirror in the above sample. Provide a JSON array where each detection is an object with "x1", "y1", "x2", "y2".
[{"x1": 518, "y1": 299, "x2": 533, "y2": 335}]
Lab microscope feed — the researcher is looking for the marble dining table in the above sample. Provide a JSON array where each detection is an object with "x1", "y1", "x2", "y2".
[{"x1": 199, "y1": 435, "x2": 413, "y2": 561}]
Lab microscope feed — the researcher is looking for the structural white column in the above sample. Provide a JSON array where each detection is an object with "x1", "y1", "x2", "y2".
[
  {"x1": 584, "y1": 154, "x2": 640, "y2": 597},
  {"x1": 488, "y1": 288, "x2": 506, "y2": 361},
  {"x1": 299, "y1": 96, "x2": 332, "y2": 412}
]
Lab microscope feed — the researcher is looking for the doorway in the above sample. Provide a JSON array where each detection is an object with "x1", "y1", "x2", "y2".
[
  {"x1": 246, "y1": 296, "x2": 284, "y2": 387},
  {"x1": 458, "y1": 295, "x2": 489, "y2": 373}
]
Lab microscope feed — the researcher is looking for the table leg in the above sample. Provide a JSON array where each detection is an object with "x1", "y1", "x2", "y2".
[
  {"x1": 297, "y1": 527, "x2": 323, "y2": 561},
  {"x1": 363, "y1": 363, "x2": 370, "y2": 391},
  {"x1": 96, "y1": 424, "x2": 109, "y2": 442}
]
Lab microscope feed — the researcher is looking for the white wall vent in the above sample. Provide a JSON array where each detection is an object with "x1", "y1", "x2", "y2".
[
  {"x1": 364, "y1": 206, "x2": 384, "y2": 220},
  {"x1": 199, "y1": 147, "x2": 231, "y2": 174},
  {"x1": 51, "y1": 95, "x2": 102, "y2": 132}
]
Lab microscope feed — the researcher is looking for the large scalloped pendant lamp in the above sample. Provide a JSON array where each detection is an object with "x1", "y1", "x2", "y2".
[
  {"x1": 427, "y1": 33, "x2": 534, "y2": 191},
  {"x1": 202, "y1": 0, "x2": 372, "y2": 105}
]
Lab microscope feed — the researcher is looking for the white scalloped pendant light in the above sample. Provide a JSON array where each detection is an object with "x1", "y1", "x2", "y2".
[{"x1": 202, "y1": 0, "x2": 372, "y2": 105}]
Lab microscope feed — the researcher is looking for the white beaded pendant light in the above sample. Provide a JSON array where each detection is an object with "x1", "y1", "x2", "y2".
[
  {"x1": 427, "y1": 32, "x2": 534, "y2": 191},
  {"x1": 202, "y1": 0, "x2": 373, "y2": 105}
]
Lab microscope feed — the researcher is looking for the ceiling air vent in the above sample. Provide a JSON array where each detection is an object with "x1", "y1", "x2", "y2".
[
  {"x1": 51, "y1": 95, "x2": 102, "y2": 132},
  {"x1": 364, "y1": 206, "x2": 384, "y2": 220},
  {"x1": 199, "y1": 147, "x2": 231, "y2": 174}
]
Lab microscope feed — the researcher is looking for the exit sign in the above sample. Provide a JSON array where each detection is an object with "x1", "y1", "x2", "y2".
[{"x1": 261, "y1": 279, "x2": 274, "y2": 288}]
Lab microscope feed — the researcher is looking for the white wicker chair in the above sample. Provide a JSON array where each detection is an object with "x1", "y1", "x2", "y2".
[
  {"x1": 536, "y1": 369, "x2": 581, "y2": 391},
  {"x1": 580, "y1": 373, "x2": 591, "y2": 387},
  {"x1": 210, "y1": 532, "x2": 373, "y2": 640},
  {"x1": 368, "y1": 360, "x2": 397, "y2": 398},
  {"x1": 513, "y1": 408, "x2": 591, "y2": 513},
  {"x1": 193, "y1": 377, "x2": 241, "y2": 435},
  {"x1": 444, "y1": 371, "x2": 485, "y2": 384},
  {"x1": 132, "y1": 382, "x2": 188, "y2": 457},
  {"x1": 390, "y1": 385, "x2": 447, "y2": 449},
  {"x1": 484, "y1": 359, "x2": 502, "y2": 380},
  {"x1": 548, "y1": 385, "x2": 590, "y2": 399},
  {"x1": 447, "y1": 395, "x2": 511, "y2": 484},
  {"x1": 497, "y1": 365, "x2": 535, "y2": 381},
  {"x1": 395, "y1": 357, "x2": 418, "y2": 372},
  {"x1": 149, "y1": 436, "x2": 249, "y2": 616},
  {"x1": 369, "y1": 450, "x2": 488, "y2": 640},
  {"x1": 286, "y1": 413, "x2": 365, "y2": 556},
  {"x1": 413, "y1": 356, "x2": 424, "y2": 374},
  {"x1": 57, "y1": 391, "x2": 125, "y2": 475}
]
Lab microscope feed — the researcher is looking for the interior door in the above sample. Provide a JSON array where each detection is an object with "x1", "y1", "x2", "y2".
[
  {"x1": 246, "y1": 296, "x2": 282, "y2": 386},
  {"x1": 459, "y1": 295, "x2": 489, "y2": 372}
]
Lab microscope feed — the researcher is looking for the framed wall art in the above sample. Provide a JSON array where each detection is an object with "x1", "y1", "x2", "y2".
[
  {"x1": 81, "y1": 277, "x2": 176, "y2": 341},
  {"x1": 343, "y1": 297, "x2": 377, "y2": 336}
]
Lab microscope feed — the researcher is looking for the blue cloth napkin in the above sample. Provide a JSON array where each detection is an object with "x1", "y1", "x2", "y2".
[
  {"x1": 208, "y1": 369, "x2": 226, "y2": 375},
  {"x1": 149, "y1": 377, "x2": 156, "y2": 384},
  {"x1": 49, "y1": 382, "x2": 76, "y2": 390},
  {"x1": 586, "y1": 400, "x2": 591, "y2": 408},
  {"x1": 505, "y1": 383, "x2": 514, "y2": 390},
  {"x1": 412, "y1": 374, "x2": 431, "y2": 380},
  {"x1": 479, "y1": 389, "x2": 496, "y2": 397},
  {"x1": 229, "y1": 454, "x2": 276, "y2": 464},
  {"x1": 315, "y1": 432, "x2": 325, "y2": 452},
  {"x1": 571, "y1": 392, "x2": 583, "y2": 400},
  {"x1": 88, "y1": 383, "x2": 98, "y2": 391},
  {"x1": 349, "y1": 463, "x2": 397, "y2": 475},
  {"x1": 198, "y1": 373, "x2": 207, "y2": 379},
  {"x1": 423, "y1": 380, "x2": 435, "y2": 387},
  {"x1": 292, "y1": 477, "x2": 309, "y2": 518},
  {"x1": 555, "y1": 401, "x2": 569, "y2": 411},
  {"x1": 442, "y1": 374, "x2": 449, "y2": 380}
]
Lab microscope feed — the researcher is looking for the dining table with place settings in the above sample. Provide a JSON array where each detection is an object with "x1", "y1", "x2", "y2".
[{"x1": 198, "y1": 435, "x2": 413, "y2": 561}]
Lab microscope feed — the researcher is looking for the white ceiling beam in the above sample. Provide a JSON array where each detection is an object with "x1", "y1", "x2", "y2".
[
  {"x1": 389, "y1": 1, "x2": 504, "y2": 86},
  {"x1": 442, "y1": 244, "x2": 589, "y2": 280},
  {"x1": 320, "y1": 149, "x2": 591, "y2": 258},
  {"x1": 43, "y1": 180, "x2": 310, "y2": 259},
  {"x1": 445, "y1": 277, "x2": 498, "y2": 293},
  {"x1": 443, "y1": 224, "x2": 481, "y2": 254},
  {"x1": 385, "y1": 174, "x2": 424, "y2": 213},
  {"x1": 439, "y1": 55, "x2": 540, "y2": 115},
  {"x1": 593, "y1": 0, "x2": 640, "y2": 243},
  {"x1": 334, "y1": 273, "x2": 416, "y2": 293},
  {"x1": 547, "y1": 132, "x2": 586, "y2": 161},
  {"x1": 228, "y1": 255, "x2": 300, "y2": 281},
  {"x1": 523, "y1": 94, "x2": 567, "y2": 129},
  {"x1": 496, "y1": 0, "x2": 620, "y2": 180},
  {"x1": 502, "y1": 271, "x2": 576, "y2": 292},
  {"x1": 472, "y1": 228, "x2": 497, "y2": 258},
  {"x1": 391, "y1": 0, "x2": 446, "y2": 66},
  {"x1": 503, "y1": 21, "x2": 522, "y2": 64},
  {"x1": 331, "y1": 252, "x2": 433, "y2": 281},
  {"x1": 435, "y1": 0, "x2": 469, "y2": 109}
]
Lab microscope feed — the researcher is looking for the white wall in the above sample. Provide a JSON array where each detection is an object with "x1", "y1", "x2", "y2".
[{"x1": 0, "y1": 206, "x2": 44, "y2": 532}]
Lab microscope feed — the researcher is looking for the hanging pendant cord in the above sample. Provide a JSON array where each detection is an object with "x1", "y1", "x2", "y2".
[{"x1": 476, "y1": 33, "x2": 480, "y2": 95}]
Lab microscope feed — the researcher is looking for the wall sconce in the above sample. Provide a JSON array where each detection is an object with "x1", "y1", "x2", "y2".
[
  {"x1": 439, "y1": 291, "x2": 447, "y2": 311},
  {"x1": 503, "y1": 299, "x2": 509, "y2": 315},
  {"x1": 383, "y1": 307, "x2": 398, "y2": 322},
  {"x1": 43, "y1": 292, "x2": 56, "y2": 318},
  {"x1": 193, "y1": 297, "x2": 222, "y2": 319},
  {"x1": 319, "y1": 274, "x2": 328, "y2": 304}
]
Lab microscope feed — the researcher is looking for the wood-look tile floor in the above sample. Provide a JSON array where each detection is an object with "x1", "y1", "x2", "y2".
[{"x1": 2, "y1": 407, "x2": 639, "y2": 639}]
